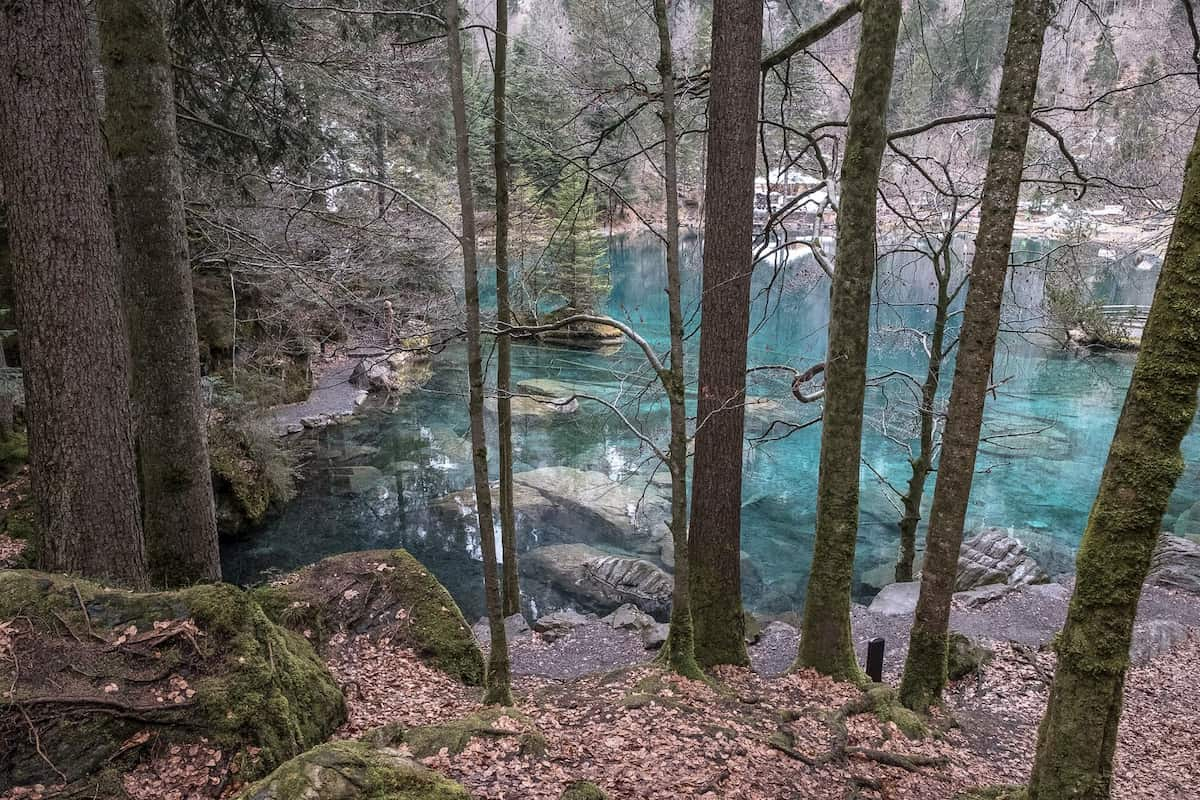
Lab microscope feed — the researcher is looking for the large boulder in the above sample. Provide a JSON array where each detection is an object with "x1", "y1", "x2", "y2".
[
  {"x1": 1147, "y1": 534, "x2": 1200, "y2": 594},
  {"x1": 234, "y1": 740, "x2": 470, "y2": 800},
  {"x1": 867, "y1": 581, "x2": 920, "y2": 616},
  {"x1": 522, "y1": 543, "x2": 673, "y2": 618},
  {"x1": 956, "y1": 528, "x2": 1048, "y2": 590},
  {"x1": 0, "y1": 571, "x2": 345, "y2": 790},
  {"x1": 350, "y1": 348, "x2": 433, "y2": 394},
  {"x1": 436, "y1": 467, "x2": 672, "y2": 560},
  {"x1": 255, "y1": 549, "x2": 484, "y2": 685}
]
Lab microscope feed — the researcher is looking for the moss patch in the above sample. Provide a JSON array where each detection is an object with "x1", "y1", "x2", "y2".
[
  {"x1": 234, "y1": 739, "x2": 471, "y2": 800},
  {"x1": 864, "y1": 686, "x2": 928, "y2": 739},
  {"x1": 954, "y1": 787, "x2": 1028, "y2": 800},
  {"x1": 259, "y1": 549, "x2": 484, "y2": 685},
  {"x1": 0, "y1": 571, "x2": 345, "y2": 788},
  {"x1": 368, "y1": 707, "x2": 545, "y2": 759},
  {"x1": 561, "y1": 780, "x2": 608, "y2": 800}
]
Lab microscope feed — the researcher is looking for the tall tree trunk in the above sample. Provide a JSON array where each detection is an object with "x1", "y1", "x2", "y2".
[
  {"x1": 445, "y1": 0, "x2": 512, "y2": 706},
  {"x1": 899, "y1": 0, "x2": 1053, "y2": 711},
  {"x1": 797, "y1": 0, "x2": 901, "y2": 681},
  {"x1": 494, "y1": 0, "x2": 520, "y2": 619},
  {"x1": 895, "y1": 245, "x2": 952, "y2": 583},
  {"x1": 687, "y1": 0, "x2": 763, "y2": 669},
  {"x1": 654, "y1": 0, "x2": 703, "y2": 680},
  {"x1": 0, "y1": 0, "x2": 147, "y2": 588},
  {"x1": 99, "y1": 0, "x2": 221, "y2": 587},
  {"x1": 1027, "y1": 119, "x2": 1200, "y2": 800}
]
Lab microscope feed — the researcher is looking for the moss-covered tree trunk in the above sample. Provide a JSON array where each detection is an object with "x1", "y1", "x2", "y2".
[
  {"x1": 445, "y1": 0, "x2": 513, "y2": 706},
  {"x1": 797, "y1": 0, "x2": 901, "y2": 682},
  {"x1": 1026, "y1": 120, "x2": 1200, "y2": 800},
  {"x1": 687, "y1": 0, "x2": 763, "y2": 669},
  {"x1": 99, "y1": 0, "x2": 221, "y2": 586},
  {"x1": 494, "y1": 0, "x2": 520, "y2": 619},
  {"x1": 0, "y1": 0, "x2": 147, "y2": 588},
  {"x1": 895, "y1": 245, "x2": 952, "y2": 583},
  {"x1": 898, "y1": 0, "x2": 1053, "y2": 711},
  {"x1": 654, "y1": 0, "x2": 702, "y2": 680}
]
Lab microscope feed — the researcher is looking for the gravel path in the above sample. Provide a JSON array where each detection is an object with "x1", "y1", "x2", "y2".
[{"x1": 267, "y1": 357, "x2": 364, "y2": 435}]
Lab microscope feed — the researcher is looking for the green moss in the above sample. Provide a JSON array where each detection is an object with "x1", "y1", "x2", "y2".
[
  {"x1": 947, "y1": 633, "x2": 993, "y2": 680},
  {"x1": 0, "y1": 572, "x2": 345, "y2": 785},
  {"x1": 561, "y1": 780, "x2": 608, "y2": 800},
  {"x1": 865, "y1": 686, "x2": 927, "y2": 739},
  {"x1": 0, "y1": 430, "x2": 27, "y2": 478},
  {"x1": 954, "y1": 787, "x2": 1028, "y2": 800},
  {"x1": 234, "y1": 739, "x2": 472, "y2": 800},
  {"x1": 371, "y1": 707, "x2": 545, "y2": 759}
]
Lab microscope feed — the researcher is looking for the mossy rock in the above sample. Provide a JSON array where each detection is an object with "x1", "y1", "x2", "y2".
[
  {"x1": 864, "y1": 685, "x2": 927, "y2": 739},
  {"x1": 947, "y1": 632, "x2": 994, "y2": 681},
  {"x1": 366, "y1": 707, "x2": 546, "y2": 759},
  {"x1": 561, "y1": 780, "x2": 608, "y2": 800},
  {"x1": 255, "y1": 549, "x2": 484, "y2": 685},
  {"x1": 0, "y1": 570, "x2": 345, "y2": 789},
  {"x1": 233, "y1": 740, "x2": 471, "y2": 800},
  {"x1": 0, "y1": 431, "x2": 27, "y2": 480}
]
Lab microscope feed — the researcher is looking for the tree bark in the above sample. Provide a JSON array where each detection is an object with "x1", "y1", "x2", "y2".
[
  {"x1": 797, "y1": 0, "x2": 901, "y2": 681},
  {"x1": 654, "y1": 0, "x2": 703, "y2": 680},
  {"x1": 687, "y1": 0, "x2": 763, "y2": 669},
  {"x1": 899, "y1": 0, "x2": 1054, "y2": 711},
  {"x1": 0, "y1": 0, "x2": 147, "y2": 588},
  {"x1": 895, "y1": 245, "x2": 952, "y2": 583},
  {"x1": 445, "y1": 0, "x2": 512, "y2": 706},
  {"x1": 99, "y1": 0, "x2": 221, "y2": 587},
  {"x1": 1026, "y1": 119, "x2": 1200, "y2": 800},
  {"x1": 494, "y1": 0, "x2": 520, "y2": 620}
]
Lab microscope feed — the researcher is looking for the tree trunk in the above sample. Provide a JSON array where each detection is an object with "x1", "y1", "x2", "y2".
[
  {"x1": 494, "y1": 0, "x2": 520, "y2": 619},
  {"x1": 895, "y1": 245, "x2": 952, "y2": 583},
  {"x1": 1026, "y1": 119, "x2": 1200, "y2": 800},
  {"x1": 99, "y1": 0, "x2": 221, "y2": 587},
  {"x1": 0, "y1": 0, "x2": 147, "y2": 588},
  {"x1": 899, "y1": 0, "x2": 1053, "y2": 711},
  {"x1": 654, "y1": 0, "x2": 703, "y2": 680},
  {"x1": 687, "y1": 0, "x2": 763, "y2": 669},
  {"x1": 797, "y1": 0, "x2": 901, "y2": 682},
  {"x1": 445, "y1": 0, "x2": 512, "y2": 706}
]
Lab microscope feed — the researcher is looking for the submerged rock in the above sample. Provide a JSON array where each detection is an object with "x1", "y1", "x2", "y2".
[
  {"x1": 523, "y1": 543, "x2": 673, "y2": 618},
  {"x1": 233, "y1": 740, "x2": 470, "y2": 800},
  {"x1": 956, "y1": 528, "x2": 1049, "y2": 590},
  {"x1": 0, "y1": 571, "x2": 345, "y2": 789},
  {"x1": 485, "y1": 394, "x2": 579, "y2": 418},
  {"x1": 436, "y1": 467, "x2": 672, "y2": 561},
  {"x1": 255, "y1": 549, "x2": 484, "y2": 685},
  {"x1": 517, "y1": 377, "x2": 584, "y2": 400},
  {"x1": 1147, "y1": 534, "x2": 1200, "y2": 594}
]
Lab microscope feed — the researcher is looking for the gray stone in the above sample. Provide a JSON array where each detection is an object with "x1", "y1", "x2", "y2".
[
  {"x1": 504, "y1": 613, "x2": 531, "y2": 638},
  {"x1": 1147, "y1": 534, "x2": 1200, "y2": 593},
  {"x1": 641, "y1": 622, "x2": 669, "y2": 650},
  {"x1": 485, "y1": 394, "x2": 579, "y2": 419},
  {"x1": 533, "y1": 609, "x2": 593, "y2": 641},
  {"x1": 867, "y1": 581, "x2": 920, "y2": 616},
  {"x1": 522, "y1": 543, "x2": 673, "y2": 617},
  {"x1": 603, "y1": 603, "x2": 656, "y2": 632},
  {"x1": 953, "y1": 583, "x2": 1015, "y2": 609},
  {"x1": 956, "y1": 528, "x2": 1049, "y2": 590},
  {"x1": 1131, "y1": 619, "x2": 1191, "y2": 663}
]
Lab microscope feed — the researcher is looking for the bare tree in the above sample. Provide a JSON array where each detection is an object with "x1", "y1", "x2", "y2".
[
  {"x1": 797, "y1": 0, "x2": 902, "y2": 681},
  {"x1": 687, "y1": 0, "x2": 764, "y2": 669},
  {"x1": 100, "y1": 0, "x2": 221, "y2": 586},
  {"x1": 0, "y1": 0, "x2": 146, "y2": 588},
  {"x1": 445, "y1": 0, "x2": 512, "y2": 705},
  {"x1": 899, "y1": 0, "x2": 1056, "y2": 712}
]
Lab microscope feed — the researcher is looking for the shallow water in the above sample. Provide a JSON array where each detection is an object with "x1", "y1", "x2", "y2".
[{"x1": 222, "y1": 233, "x2": 1200, "y2": 620}]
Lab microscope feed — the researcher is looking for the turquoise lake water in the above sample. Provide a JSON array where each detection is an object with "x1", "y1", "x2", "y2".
[{"x1": 222, "y1": 233, "x2": 1200, "y2": 620}]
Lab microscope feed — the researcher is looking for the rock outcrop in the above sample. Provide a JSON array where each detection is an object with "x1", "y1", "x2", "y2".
[
  {"x1": 0, "y1": 571, "x2": 345, "y2": 790},
  {"x1": 522, "y1": 543, "x2": 673, "y2": 618},
  {"x1": 956, "y1": 528, "x2": 1049, "y2": 590},
  {"x1": 234, "y1": 740, "x2": 471, "y2": 800},
  {"x1": 255, "y1": 549, "x2": 484, "y2": 685},
  {"x1": 1147, "y1": 534, "x2": 1200, "y2": 594}
]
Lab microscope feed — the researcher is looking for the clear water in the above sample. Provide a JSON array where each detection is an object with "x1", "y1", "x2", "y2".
[{"x1": 221, "y1": 233, "x2": 1200, "y2": 620}]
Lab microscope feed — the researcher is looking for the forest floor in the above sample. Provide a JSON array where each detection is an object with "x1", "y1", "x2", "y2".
[{"x1": 94, "y1": 583, "x2": 1200, "y2": 800}]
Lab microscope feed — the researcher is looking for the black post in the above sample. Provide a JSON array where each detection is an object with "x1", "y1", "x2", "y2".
[{"x1": 865, "y1": 637, "x2": 885, "y2": 683}]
